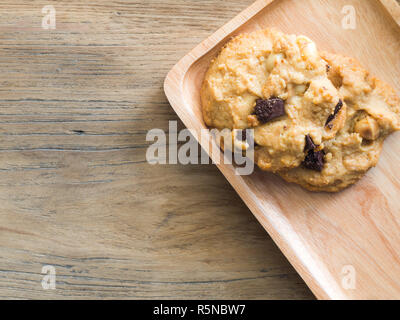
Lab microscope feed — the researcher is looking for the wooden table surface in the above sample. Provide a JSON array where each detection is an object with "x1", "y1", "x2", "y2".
[{"x1": 0, "y1": 0, "x2": 315, "y2": 299}]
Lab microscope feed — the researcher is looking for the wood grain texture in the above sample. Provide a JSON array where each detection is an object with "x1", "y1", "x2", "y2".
[
  {"x1": 165, "y1": 0, "x2": 400, "y2": 299},
  {"x1": 381, "y1": 0, "x2": 400, "y2": 25},
  {"x1": 0, "y1": 1, "x2": 314, "y2": 299}
]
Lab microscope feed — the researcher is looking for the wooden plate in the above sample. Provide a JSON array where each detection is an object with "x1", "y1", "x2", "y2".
[{"x1": 164, "y1": 0, "x2": 400, "y2": 299}]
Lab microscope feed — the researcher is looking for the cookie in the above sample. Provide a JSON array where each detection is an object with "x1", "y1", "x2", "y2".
[
  {"x1": 277, "y1": 52, "x2": 400, "y2": 192},
  {"x1": 201, "y1": 29, "x2": 344, "y2": 172},
  {"x1": 200, "y1": 29, "x2": 400, "y2": 192}
]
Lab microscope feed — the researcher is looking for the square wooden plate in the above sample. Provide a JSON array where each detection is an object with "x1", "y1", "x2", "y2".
[{"x1": 164, "y1": 0, "x2": 400, "y2": 299}]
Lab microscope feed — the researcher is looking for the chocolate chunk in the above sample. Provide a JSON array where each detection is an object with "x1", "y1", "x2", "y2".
[
  {"x1": 325, "y1": 99, "x2": 343, "y2": 127},
  {"x1": 302, "y1": 135, "x2": 325, "y2": 171},
  {"x1": 236, "y1": 129, "x2": 247, "y2": 141},
  {"x1": 326, "y1": 64, "x2": 331, "y2": 73},
  {"x1": 304, "y1": 134, "x2": 316, "y2": 152},
  {"x1": 334, "y1": 99, "x2": 343, "y2": 114},
  {"x1": 254, "y1": 97, "x2": 285, "y2": 124},
  {"x1": 303, "y1": 149, "x2": 325, "y2": 172},
  {"x1": 236, "y1": 129, "x2": 257, "y2": 148}
]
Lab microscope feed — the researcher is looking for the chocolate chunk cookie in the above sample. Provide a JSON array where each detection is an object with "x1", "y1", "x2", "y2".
[
  {"x1": 201, "y1": 29, "x2": 400, "y2": 191},
  {"x1": 201, "y1": 29, "x2": 345, "y2": 172}
]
